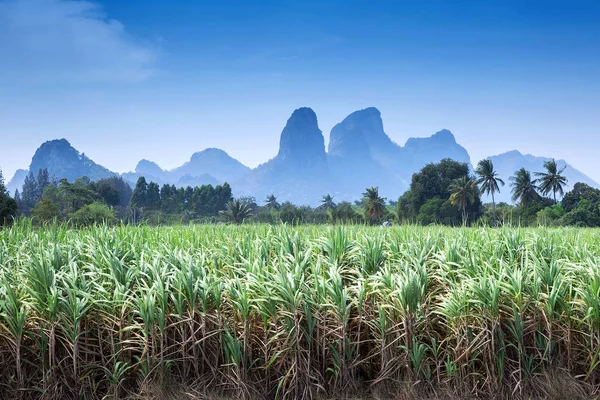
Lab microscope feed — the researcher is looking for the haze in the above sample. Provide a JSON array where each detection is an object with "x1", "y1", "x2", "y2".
[{"x1": 1, "y1": 0, "x2": 599, "y2": 182}]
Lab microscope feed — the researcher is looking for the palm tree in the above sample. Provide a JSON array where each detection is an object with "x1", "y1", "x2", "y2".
[
  {"x1": 474, "y1": 159, "x2": 504, "y2": 225},
  {"x1": 320, "y1": 194, "x2": 336, "y2": 210},
  {"x1": 535, "y1": 159, "x2": 568, "y2": 203},
  {"x1": 362, "y1": 187, "x2": 385, "y2": 223},
  {"x1": 219, "y1": 199, "x2": 253, "y2": 224},
  {"x1": 265, "y1": 194, "x2": 280, "y2": 210},
  {"x1": 449, "y1": 176, "x2": 477, "y2": 223},
  {"x1": 510, "y1": 168, "x2": 540, "y2": 206}
]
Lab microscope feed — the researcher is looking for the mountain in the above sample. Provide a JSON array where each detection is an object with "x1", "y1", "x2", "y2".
[
  {"x1": 6, "y1": 169, "x2": 28, "y2": 196},
  {"x1": 122, "y1": 159, "x2": 168, "y2": 186},
  {"x1": 7, "y1": 139, "x2": 116, "y2": 193},
  {"x1": 122, "y1": 149, "x2": 250, "y2": 189},
  {"x1": 326, "y1": 107, "x2": 471, "y2": 201},
  {"x1": 237, "y1": 107, "x2": 330, "y2": 204},
  {"x1": 402, "y1": 129, "x2": 470, "y2": 172},
  {"x1": 327, "y1": 108, "x2": 398, "y2": 199},
  {"x1": 487, "y1": 150, "x2": 600, "y2": 203},
  {"x1": 170, "y1": 148, "x2": 250, "y2": 184},
  {"x1": 30, "y1": 139, "x2": 115, "y2": 182},
  {"x1": 175, "y1": 174, "x2": 220, "y2": 188},
  {"x1": 9, "y1": 108, "x2": 598, "y2": 207}
]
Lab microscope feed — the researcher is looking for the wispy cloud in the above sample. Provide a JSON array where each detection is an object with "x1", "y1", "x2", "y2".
[{"x1": 0, "y1": 0, "x2": 159, "y2": 83}]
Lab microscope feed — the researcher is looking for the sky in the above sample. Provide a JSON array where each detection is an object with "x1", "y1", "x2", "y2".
[{"x1": 1, "y1": 0, "x2": 599, "y2": 183}]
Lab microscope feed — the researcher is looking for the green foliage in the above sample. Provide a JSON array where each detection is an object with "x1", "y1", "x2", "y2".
[
  {"x1": 219, "y1": 199, "x2": 253, "y2": 224},
  {"x1": 398, "y1": 159, "x2": 482, "y2": 225},
  {"x1": 362, "y1": 187, "x2": 385, "y2": 225},
  {"x1": 279, "y1": 201, "x2": 306, "y2": 224},
  {"x1": 474, "y1": 159, "x2": 504, "y2": 225},
  {"x1": 0, "y1": 224, "x2": 599, "y2": 398},
  {"x1": 537, "y1": 204, "x2": 565, "y2": 226},
  {"x1": 265, "y1": 194, "x2": 280, "y2": 210},
  {"x1": 30, "y1": 199, "x2": 60, "y2": 223},
  {"x1": 0, "y1": 168, "x2": 18, "y2": 226},
  {"x1": 510, "y1": 168, "x2": 540, "y2": 205},
  {"x1": 535, "y1": 159, "x2": 568, "y2": 203},
  {"x1": 16, "y1": 168, "x2": 52, "y2": 215},
  {"x1": 449, "y1": 176, "x2": 477, "y2": 223},
  {"x1": 71, "y1": 202, "x2": 116, "y2": 226},
  {"x1": 129, "y1": 177, "x2": 232, "y2": 224}
]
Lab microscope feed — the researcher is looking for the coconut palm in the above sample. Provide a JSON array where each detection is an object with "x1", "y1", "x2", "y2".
[
  {"x1": 320, "y1": 194, "x2": 336, "y2": 210},
  {"x1": 510, "y1": 168, "x2": 539, "y2": 206},
  {"x1": 474, "y1": 159, "x2": 505, "y2": 226},
  {"x1": 219, "y1": 199, "x2": 253, "y2": 224},
  {"x1": 535, "y1": 159, "x2": 568, "y2": 203},
  {"x1": 449, "y1": 176, "x2": 477, "y2": 223},
  {"x1": 362, "y1": 187, "x2": 385, "y2": 223},
  {"x1": 265, "y1": 194, "x2": 280, "y2": 210}
]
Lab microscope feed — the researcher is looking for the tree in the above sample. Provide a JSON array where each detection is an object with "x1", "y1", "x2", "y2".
[
  {"x1": 562, "y1": 183, "x2": 600, "y2": 212},
  {"x1": 36, "y1": 168, "x2": 52, "y2": 200},
  {"x1": 146, "y1": 182, "x2": 161, "y2": 209},
  {"x1": 474, "y1": 159, "x2": 504, "y2": 225},
  {"x1": 320, "y1": 194, "x2": 336, "y2": 210},
  {"x1": 279, "y1": 201, "x2": 305, "y2": 224},
  {"x1": 535, "y1": 159, "x2": 568, "y2": 203},
  {"x1": 71, "y1": 202, "x2": 116, "y2": 226},
  {"x1": 31, "y1": 199, "x2": 60, "y2": 223},
  {"x1": 0, "y1": 168, "x2": 18, "y2": 225},
  {"x1": 130, "y1": 177, "x2": 148, "y2": 222},
  {"x1": 398, "y1": 158, "x2": 482, "y2": 224},
  {"x1": 328, "y1": 201, "x2": 360, "y2": 224},
  {"x1": 265, "y1": 194, "x2": 280, "y2": 210},
  {"x1": 19, "y1": 171, "x2": 38, "y2": 215},
  {"x1": 362, "y1": 187, "x2": 385, "y2": 224},
  {"x1": 510, "y1": 168, "x2": 539, "y2": 206},
  {"x1": 219, "y1": 199, "x2": 252, "y2": 224},
  {"x1": 449, "y1": 176, "x2": 477, "y2": 223},
  {"x1": 559, "y1": 183, "x2": 600, "y2": 227},
  {"x1": 238, "y1": 196, "x2": 258, "y2": 214}
]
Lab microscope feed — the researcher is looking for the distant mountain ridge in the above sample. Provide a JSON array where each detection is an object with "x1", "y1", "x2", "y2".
[
  {"x1": 7, "y1": 108, "x2": 599, "y2": 205},
  {"x1": 487, "y1": 150, "x2": 597, "y2": 203}
]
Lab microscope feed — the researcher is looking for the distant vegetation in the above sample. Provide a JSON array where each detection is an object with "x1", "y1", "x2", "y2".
[{"x1": 1, "y1": 155, "x2": 599, "y2": 228}]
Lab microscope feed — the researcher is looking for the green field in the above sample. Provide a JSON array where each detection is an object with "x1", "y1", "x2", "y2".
[{"x1": 1, "y1": 222, "x2": 600, "y2": 399}]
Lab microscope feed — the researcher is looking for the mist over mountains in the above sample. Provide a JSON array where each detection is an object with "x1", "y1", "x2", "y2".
[{"x1": 6, "y1": 107, "x2": 598, "y2": 205}]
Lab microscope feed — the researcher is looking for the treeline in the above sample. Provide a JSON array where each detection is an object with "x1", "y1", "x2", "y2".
[
  {"x1": 128, "y1": 177, "x2": 233, "y2": 224},
  {"x1": 1, "y1": 156, "x2": 599, "y2": 227}
]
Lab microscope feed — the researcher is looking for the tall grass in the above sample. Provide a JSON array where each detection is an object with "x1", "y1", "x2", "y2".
[{"x1": 0, "y1": 222, "x2": 599, "y2": 399}]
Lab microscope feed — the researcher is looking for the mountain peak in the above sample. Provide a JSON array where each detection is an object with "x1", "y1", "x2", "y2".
[
  {"x1": 29, "y1": 138, "x2": 114, "y2": 182},
  {"x1": 432, "y1": 129, "x2": 456, "y2": 143},
  {"x1": 190, "y1": 147, "x2": 232, "y2": 161},
  {"x1": 172, "y1": 147, "x2": 250, "y2": 184},
  {"x1": 135, "y1": 159, "x2": 163, "y2": 175},
  {"x1": 493, "y1": 149, "x2": 523, "y2": 158},
  {"x1": 328, "y1": 107, "x2": 383, "y2": 158},
  {"x1": 277, "y1": 107, "x2": 326, "y2": 167}
]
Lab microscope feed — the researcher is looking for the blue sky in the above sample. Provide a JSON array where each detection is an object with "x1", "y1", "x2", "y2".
[{"x1": 1, "y1": 0, "x2": 599, "y2": 182}]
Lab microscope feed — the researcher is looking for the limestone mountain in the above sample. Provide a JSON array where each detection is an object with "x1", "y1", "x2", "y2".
[
  {"x1": 122, "y1": 160, "x2": 167, "y2": 186},
  {"x1": 30, "y1": 139, "x2": 115, "y2": 182},
  {"x1": 237, "y1": 107, "x2": 330, "y2": 203},
  {"x1": 170, "y1": 148, "x2": 250, "y2": 184},
  {"x1": 8, "y1": 108, "x2": 598, "y2": 207},
  {"x1": 6, "y1": 169, "x2": 28, "y2": 196},
  {"x1": 402, "y1": 129, "x2": 470, "y2": 173},
  {"x1": 123, "y1": 149, "x2": 250, "y2": 189},
  {"x1": 326, "y1": 107, "x2": 471, "y2": 201},
  {"x1": 327, "y1": 108, "x2": 398, "y2": 199},
  {"x1": 487, "y1": 150, "x2": 599, "y2": 203},
  {"x1": 7, "y1": 139, "x2": 116, "y2": 193}
]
